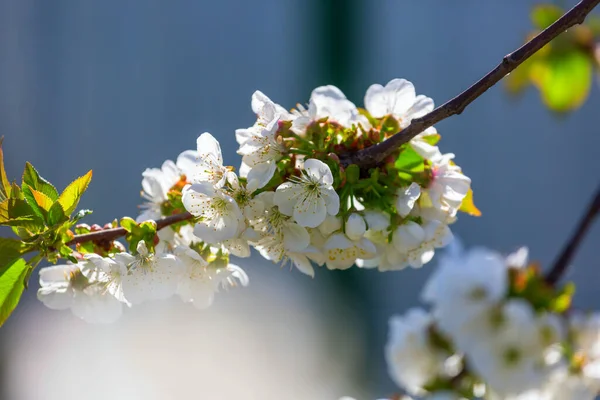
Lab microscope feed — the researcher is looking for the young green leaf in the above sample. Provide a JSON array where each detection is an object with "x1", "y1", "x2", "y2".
[
  {"x1": 22, "y1": 162, "x2": 59, "y2": 201},
  {"x1": 0, "y1": 258, "x2": 29, "y2": 327},
  {"x1": 21, "y1": 184, "x2": 47, "y2": 221},
  {"x1": 0, "y1": 238, "x2": 29, "y2": 275},
  {"x1": 395, "y1": 145, "x2": 425, "y2": 173},
  {"x1": 47, "y1": 202, "x2": 67, "y2": 227},
  {"x1": 531, "y1": 4, "x2": 563, "y2": 30},
  {"x1": 57, "y1": 170, "x2": 93, "y2": 216},
  {"x1": 536, "y1": 49, "x2": 593, "y2": 112}
]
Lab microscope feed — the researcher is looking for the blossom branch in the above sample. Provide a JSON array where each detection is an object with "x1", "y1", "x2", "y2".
[
  {"x1": 545, "y1": 184, "x2": 600, "y2": 285},
  {"x1": 65, "y1": 212, "x2": 193, "y2": 247},
  {"x1": 341, "y1": 0, "x2": 600, "y2": 168}
]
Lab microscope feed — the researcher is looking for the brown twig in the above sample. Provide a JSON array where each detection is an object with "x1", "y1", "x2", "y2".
[
  {"x1": 65, "y1": 212, "x2": 193, "y2": 246},
  {"x1": 545, "y1": 185, "x2": 600, "y2": 285},
  {"x1": 341, "y1": 0, "x2": 600, "y2": 168}
]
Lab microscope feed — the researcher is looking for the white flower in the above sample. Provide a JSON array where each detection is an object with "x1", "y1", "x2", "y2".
[
  {"x1": 364, "y1": 78, "x2": 434, "y2": 128},
  {"x1": 117, "y1": 241, "x2": 183, "y2": 305},
  {"x1": 274, "y1": 158, "x2": 340, "y2": 228},
  {"x1": 82, "y1": 253, "x2": 128, "y2": 303},
  {"x1": 236, "y1": 90, "x2": 290, "y2": 147},
  {"x1": 175, "y1": 149, "x2": 200, "y2": 179},
  {"x1": 175, "y1": 246, "x2": 248, "y2": 309},
  {"x1": 323, "y1": 233, "x2": 376, "y2": 270},
  {"x1": 417, "y1": 154, "x2": 471, "y2": 224},
  {"x1": 422, "y1": 245, "x2": 507, "y2": 345},
  {"x1": 137, "y1": 160, "x2": 181, "y2": 222},
  {"x1": 37, "y1": 260, "x2": 124, "y2": 324},
  {"x1": 396, "y1": 182, "x2": 421, "y2": 217},
  {"x1": 237, "y1": 117, "x2": 284, "y2": 186},
  {"x1": 182, "y1": 182, "x2": 244, "y2": 243},
  {"x1": 252, "y1": 202, "x2": 322, "y2": 277},
  {"x1": 187, "y1": 132, "x2": 234, "y2": 188},
  {"x1": 385, "y1": 308, "x2": 447, "y2": 396},
  {"x1": 467, "y1": 300, "x2": 550, "y2": 396},
  {"x1": 345, "y1": 213, "x2": 366, "y2": 241},
  {"x1": 569, "y1": 312, "x2": 600, "y2": 391},
  {"x1": 392, "y1": 220, "x2": 451, "y2": 267},
  {"x1": 392, "y1": 221, "x2": 426, "y2": 253},
  {"x1": 292, "y1": 85, "x2": 368, "y2": 132}
]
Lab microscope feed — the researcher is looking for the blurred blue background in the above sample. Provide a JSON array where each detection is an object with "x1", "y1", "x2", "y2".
[{"x1": 0, "y1": 1, "x2": 599, "y2": 399}]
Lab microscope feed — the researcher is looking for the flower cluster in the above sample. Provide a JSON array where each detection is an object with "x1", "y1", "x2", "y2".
[
  {"x1": 183, "y1": 79, "x2": 474, "y2": 276},
  {"x1": 37, "y1": 240, "x2": 248, "y2": 323},
  {"x1": 384, "y1": 242, "x2": 600, "y2": 400},
  {"x1": 36, "y1": 78, "x2": 475, "y2": 322}
]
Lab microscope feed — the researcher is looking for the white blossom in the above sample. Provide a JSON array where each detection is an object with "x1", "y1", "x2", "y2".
[
  {"x1": 237, "y1": 117, "x2": 284, "y2": 186},
  {"x1": 176, "y1": 246, "x2": 248, "y2": 309},
  {"x1": 364, "y1": 78, "x2": 434, "y2": 128},
  {"x1": 323, "y1": 233, "x2": 376, "y2": 270},
  {"x1": 396, "y1": 182, "x2": 421, "y2": 217},
  {"x1": 117, "y1": 241, "x2": 183, "y2": 305},
  {"x1": 422, "y1": 245, "x2": 508, "y2": 346},
  {"x1": 182, "y1": 182, "x2": 244, "y2": 243},
  {"x1": 385, "y1": 308, "x2": 447, "y2": 396},
  {"x1": 292, "y1": 85, "x2": 368, "y2": 132},
  {"x1": 417, "y1": 153, "x2": 471, "y2": 224},
  {"x1": 137, "y1": 160, "x2": 181, "y2": 222},
  {"x1": 274, "y1": 158, "x2": 340, "y2": 228},
  {"x1": 466, "y1": 300, "x2": 551, "y2": 396},
  {"x1": 37, "y1": 259, "x2": 124, "y2": 324},
  {"x1": 188, "y1": 132, "x2": 234, "y2": 188}
]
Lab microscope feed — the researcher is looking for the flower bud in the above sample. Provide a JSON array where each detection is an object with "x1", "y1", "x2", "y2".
[
  {"x1": 346, "y1": 213, "x2": 366, "y2": 241},
  {"x1": 392, "y1": 221, "x2": 425, "y2": 253},
  {"x1": 318, "y1": 215, "x2": 342, "y2": 237}
]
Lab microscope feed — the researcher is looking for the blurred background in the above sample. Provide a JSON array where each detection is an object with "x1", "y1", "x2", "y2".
[{"x1": 0, "y1": 0, "x2": 599, "y2": 399}]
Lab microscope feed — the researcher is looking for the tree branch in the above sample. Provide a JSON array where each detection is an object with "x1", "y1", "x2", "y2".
[
  {"x1": 341, "y1": 0, "x2": 600, "y2": 168},
  {"x1": 68, "y1": 0, "x2": 600, "y2": 248},
  {"x1": 545, "y1": 185, "x2": 600, "y2": 285},
  {"x1": 65, "y1": 212, "x2": 193, "y2": 247}
]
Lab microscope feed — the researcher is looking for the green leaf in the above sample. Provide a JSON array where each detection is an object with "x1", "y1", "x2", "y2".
[
  {"x1": 531, "y1": 4, "x2": 563, "y2": 30},
  {"x1": 120, "y1": 217, "x2": 137, "y2": 232},
  {"x1": 47, "y1": 202, "x2": 67, "y2": 226},
  {"x1": 120, "y1": 217, "x2": 157, "y2": 254},
  {"x1": 57, "y1": 170, "x2": 93, "y2": 216},
  {"x1": 0, "y1": 238, "x2": 29, "y2": 275},
  {"x1": 21, "y1": 184, "x2": 47, "y2": 221},
  {"x1": 535, "y1": 49, "x2": 593, "y2": 112},
  {"x1": 22, "y1": 162, "x2": 59, "y2": 201},
  {"x1": 394, "y1": 145, "x2": 425, "y2": 172},
  {"x1": 0, "y1": 258, "x2": 29, "y2": 327},
  {"x1": 0, "y1": 196, "x2": 45, "y2": 231},
  {"x1": 0, "y1": 138, "x2": 11, "y2": 201}
]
